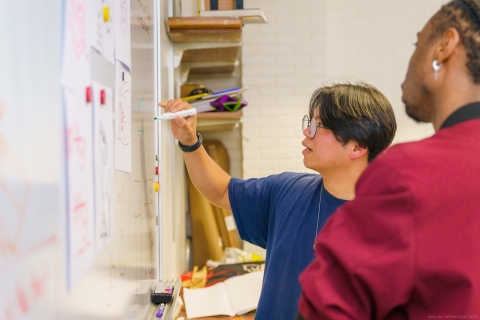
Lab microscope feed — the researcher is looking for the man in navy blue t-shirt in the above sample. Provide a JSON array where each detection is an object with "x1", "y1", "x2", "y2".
[{"x1": 159, "y1": 82, "x2": 397, "y2": 319}]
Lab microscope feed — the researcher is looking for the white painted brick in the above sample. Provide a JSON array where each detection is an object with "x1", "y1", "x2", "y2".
[
  {"x1": 275, "y1": 96, "x2": 309, "y2": 107},
  {"x1": 243, "y1": 148, "x2": 261, "y2": 159},
  {"x1": 260, "y1": 86, "x2": 294, "y2": 96},
  {"x1": 276, "y1": 159, "x2": 308, "y2": 172},
  {"x1": 244, "y1": 138, "x2": 278, "y2": 148},
  {"x1": 265, "y1": 3, "x2": 294, "y2": 13},
  {"x1": 260, "y1": 149, "x2": 295, "y2": 159},
  {"x1": 258, "y1": 65, "x2": 295, "y2": 76},
  {"x1": 276, "y1": 54, "x2": 312, "y2": 65},
  {"x1": 277, "y1": 138, "x2": 306, "y2": 149},
  {"x1": 245, "y1": 160, "x2": 279, "y2": 170},
  {"x1": 275, "y1": 34, "x2": 312, "y2": 45},
  {"x1": 258, "y1": 106, "x2": 296, "y2": 116},
  {"x1": 258, "y1": 44, "x2": 295, "y2": 55},
  {"x1": 242, "y1": 55, "x2": 277, "y2": 65},
  {"x1": 275, "y1": 13, "x2": 311, "y2": 24},
  {"x1": 243, "y1": 75, "x2": 277, "y2": 86},
  {"x1": 260, "y1": 128, "x2": 295, "y2": 138},
  {"x1": 242, "y1": 44, "x2": 259, "y2": 54}
]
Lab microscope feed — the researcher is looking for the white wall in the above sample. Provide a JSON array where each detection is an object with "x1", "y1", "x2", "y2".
[
  {"x1": 241, "y1": 0, "x2": 447, "y2": 181},
  {"x1": 325, "y1": 0, "x2": 445, "y2": 143}
]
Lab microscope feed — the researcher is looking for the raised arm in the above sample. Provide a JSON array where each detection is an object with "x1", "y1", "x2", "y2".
[{"x1": 158, "y1": 99, "x2": 232, "y2": 210}]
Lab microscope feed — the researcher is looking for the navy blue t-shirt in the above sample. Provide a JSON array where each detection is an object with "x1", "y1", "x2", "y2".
[{"x1": 228, "y1": 172, "x2": 347, "y2": 319}]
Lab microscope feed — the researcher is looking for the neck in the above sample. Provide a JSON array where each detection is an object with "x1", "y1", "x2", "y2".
[
  {"x1": 321, "y1": 162, "x2": 367, "y2": 200},
  {"x1": 430, "y1": 69, "x2": 480, "y2": 131}
]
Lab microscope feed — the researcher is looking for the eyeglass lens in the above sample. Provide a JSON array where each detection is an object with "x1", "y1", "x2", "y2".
[{"x1": 302, "y1": 115, "x2": 317, "y2": 138}]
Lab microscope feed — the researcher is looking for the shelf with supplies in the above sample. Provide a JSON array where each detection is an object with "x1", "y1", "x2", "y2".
[
  {"x1": 168, "y1": 11, "x2": 267, "y2": 91},
  {"x1": 167, "y1": 7, "x2": 267, "y2": 275}
]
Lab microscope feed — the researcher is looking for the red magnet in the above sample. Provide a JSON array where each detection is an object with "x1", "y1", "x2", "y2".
[
  {"x1": 100, "y1": 89, "x2": 105, "y2": 105},
  {"x1": 86, "y1": 86, "x2": 92, "y2": 103},
  {"x1": 155, "y1": 166, "x2": 158, "y2": 175}
]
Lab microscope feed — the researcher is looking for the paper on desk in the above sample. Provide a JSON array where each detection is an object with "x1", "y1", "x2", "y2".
[{"x1": 183, "y1": 271, "x2": 263, "y2": 318}]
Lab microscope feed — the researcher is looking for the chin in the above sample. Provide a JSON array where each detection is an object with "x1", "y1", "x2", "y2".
[{"x1": 404, "y1": 101, "x2": 426, "y2": 123}]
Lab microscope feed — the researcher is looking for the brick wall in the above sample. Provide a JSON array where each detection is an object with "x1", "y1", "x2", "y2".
[
  {"x1": 241, "y1": 0, "x2": 446, "y2": 180},
  {"x1": 242, "y1": 0, "x2": 327, "y2": 179}
]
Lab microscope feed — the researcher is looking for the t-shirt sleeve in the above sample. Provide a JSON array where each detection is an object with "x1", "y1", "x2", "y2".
[
  {"x1": 228, "y1": 174, "x2": 282, "y2": 249},
  {"x1": 298, "y1": 157, "x2": 416, "y2": 319}
]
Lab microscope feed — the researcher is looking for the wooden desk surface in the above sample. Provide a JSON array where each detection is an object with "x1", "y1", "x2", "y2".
[{"x1": 178, "y1": 310, "x2": 255, "y2": 320}]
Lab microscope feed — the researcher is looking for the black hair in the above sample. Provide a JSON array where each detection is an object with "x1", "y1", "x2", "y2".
[
  {"x1": 309, "y1": 82, "x2": 397, "y2": 162},
  {"x1": 430, "y1": 0, "x2": 480, "y2": 84}
]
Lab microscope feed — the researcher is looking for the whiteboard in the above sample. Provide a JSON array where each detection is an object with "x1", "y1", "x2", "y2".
[{"x1": 0, "y1": 0, "x2": 161, "y2": 319}]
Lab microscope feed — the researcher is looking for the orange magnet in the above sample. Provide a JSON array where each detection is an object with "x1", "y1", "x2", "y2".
[
  {"x1": 103, "y1": 6, "x2": 110, "y2": 22},
  {"x1": 154, "y1": 182, "x2": 160, "y2": 192},
  {"x1": 100, "y1": 89, "x2": 105, "y2": 105}
]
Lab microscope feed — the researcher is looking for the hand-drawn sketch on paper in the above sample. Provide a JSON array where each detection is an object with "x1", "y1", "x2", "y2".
[
  {"x1": 89, "y1": 0, "x2": 114, "y2": 64},
  {"x1": 64, "y1": 89, "x2": 95, "y2": 290},
  {"x1": 92, "y1": 82, "x2": 114, "y2": 252},
  {"x1": 62, "y1": 0, "x2": 91, "y2": 99},
  {"x1": 114, "y1": 62, "x2": 132, "y2": 173},
  {"x1": 114, "y1": 0, "x2": 131, "y2": 69}
]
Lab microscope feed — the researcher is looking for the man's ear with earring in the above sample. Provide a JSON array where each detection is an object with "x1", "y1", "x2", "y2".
[{"x1": 433, "y1": 60, "x2": 442, "y2": 81}]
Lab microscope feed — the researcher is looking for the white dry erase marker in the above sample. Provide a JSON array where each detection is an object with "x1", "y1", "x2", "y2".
[{"x1": 154, "y1": 108, "x2": 197, "y2": 120}]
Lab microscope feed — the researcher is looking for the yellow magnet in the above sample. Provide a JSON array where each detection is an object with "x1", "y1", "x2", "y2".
[
  {"x1": 103, "y1": 6, "x2": 110, "y2": 22},
  {"x1": 154, "y1": 182, "x2": 160, "y2": 192}
]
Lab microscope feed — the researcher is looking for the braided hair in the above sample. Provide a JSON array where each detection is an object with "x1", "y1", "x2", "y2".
[{"x1": 430, "y1": 0, "x2": 480, "y2": 84}]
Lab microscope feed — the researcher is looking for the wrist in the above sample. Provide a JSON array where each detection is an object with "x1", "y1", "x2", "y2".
[{"x1": 178, "y1": 133, "x2": 203, "y2": 152}]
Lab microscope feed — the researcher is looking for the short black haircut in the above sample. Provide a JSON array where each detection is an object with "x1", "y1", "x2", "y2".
[
  {"x1": 430, "y1": 0, "x2": 480, "y2": 84},
  {"x1": 308, "y1": 82, "x2": 397, "y2": 162}
]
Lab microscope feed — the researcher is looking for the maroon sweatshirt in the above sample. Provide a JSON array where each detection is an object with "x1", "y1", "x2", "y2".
[{"x1": 299, "y1": 103, "x2": 480, "y2": 319}]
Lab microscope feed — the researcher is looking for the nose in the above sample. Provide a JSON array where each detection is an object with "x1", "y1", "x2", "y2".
[{"x1": 303, "y1": 126, "x2": 311, "y2": 138}]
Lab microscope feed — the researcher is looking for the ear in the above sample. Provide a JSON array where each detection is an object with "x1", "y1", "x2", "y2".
[
  {"x1": 349, "y1": 142, "x2": 368, "y2": 160},
  {"x1": 436, "y1": 27, "x2": 461, "y2": 64}
]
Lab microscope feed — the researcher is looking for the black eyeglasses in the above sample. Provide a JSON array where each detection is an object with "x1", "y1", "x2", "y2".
[{"x1": 302, "y1": 115, "x2": 325, "y2": 138}]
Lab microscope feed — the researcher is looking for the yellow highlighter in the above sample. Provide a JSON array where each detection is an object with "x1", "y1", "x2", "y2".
[{"x1": 181, "y1": 93, "x2": 208, "y2": 102}]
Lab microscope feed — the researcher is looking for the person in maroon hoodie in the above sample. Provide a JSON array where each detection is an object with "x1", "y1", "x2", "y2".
[{"x1": 297, "y1": 0, "x2": 480, "y2": 319}]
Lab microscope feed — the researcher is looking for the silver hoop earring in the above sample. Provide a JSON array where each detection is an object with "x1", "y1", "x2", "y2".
[{"x1": 433, "y1": 60, "x2": 442, "y2": 81}]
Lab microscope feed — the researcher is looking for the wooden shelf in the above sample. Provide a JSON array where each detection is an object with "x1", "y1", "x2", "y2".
[
  {"x1": 167, "y1": 17, "x2": 242, "y2": 43},
  {"x1": 197, "y1": 111, "x2": 243, "y2": 132},
  {"x1": 169, "y1": 17, "x2": 242, "y2": 71}
]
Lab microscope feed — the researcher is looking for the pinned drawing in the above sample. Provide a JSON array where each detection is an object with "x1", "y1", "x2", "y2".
[
  {"x1": 115, "y1": 62, "x2": 132, "y2": 173},
  {"x1": 114, "y1": 0, "x2": 131, "y2": 69},
  {"x1": 64, "y1": 89, "x2": 95, "y2": 290},
  {"x1": 61, "y1": 0, "x2": 91, "y2": 99},
  {"x1": 89, "y1": 0, "x2": 114, "y2": 64},
  {"x1": 0, "y1": 100, "x2": 32, "y2": 259},
  {"x1": 0, "y1": 254, "x2": 56, "y2": 319},
  {"x1": 92, "y1": 82, "x2": 114, "y2": 253}
]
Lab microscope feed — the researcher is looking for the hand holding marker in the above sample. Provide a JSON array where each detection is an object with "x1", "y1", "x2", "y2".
[{"x1": 154, "y1": 108, "x2": 197, "y2": 120}]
